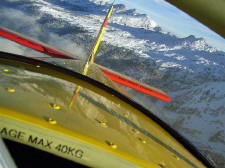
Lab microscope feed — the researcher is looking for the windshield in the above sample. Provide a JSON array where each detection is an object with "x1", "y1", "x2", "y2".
[{"x1": 0, "y1": 0, "x2": 224, "y2": 167}]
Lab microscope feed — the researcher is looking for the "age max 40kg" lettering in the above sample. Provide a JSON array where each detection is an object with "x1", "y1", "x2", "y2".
[{"x1": 55, "y1": 144, "x2": 83, "y2": 159}]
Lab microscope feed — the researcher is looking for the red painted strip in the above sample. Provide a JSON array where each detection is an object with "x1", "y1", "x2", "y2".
[
  {"x1": 114, "y1": 82, "x2": 129, "y2": 97},
  {"x1": 0, "y1": 27, "x2": 170, "y2": 102},
  {"x1": 103, "y1": 18, "x2": 109, "y2": 27},
  {"x1": 100, "y1": 68, "x2": 170, "y2": 102},
  {"x1": 0, "y1": 28, "x2": 73, "y2": 59}
]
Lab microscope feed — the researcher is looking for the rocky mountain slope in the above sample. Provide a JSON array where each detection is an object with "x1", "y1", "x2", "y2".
[{"x1": 0, "y1": 0, "x2": 224, "y2": 167}]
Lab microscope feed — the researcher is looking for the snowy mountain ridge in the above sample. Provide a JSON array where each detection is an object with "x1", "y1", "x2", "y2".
[
  {"x1": 34, "y1": 0, "x2": 224, "y2": 76},
  {"x1": 0, "y1": 0, "x2": 224, "y2": 167}
]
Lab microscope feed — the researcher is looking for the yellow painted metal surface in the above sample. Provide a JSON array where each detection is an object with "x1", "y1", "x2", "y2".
[
  {"x1": 69, "y1": 3, "x2": 114, "y2": 108},
  {"x1": 0, "y1": 59, "x2": 206, "y2": 168},
  {"x1": 0, "y1": 108, "x2": 152, "y2": 168},
  {"x1": 88, "y1": 3, "x2": 114, "y2": 64}
]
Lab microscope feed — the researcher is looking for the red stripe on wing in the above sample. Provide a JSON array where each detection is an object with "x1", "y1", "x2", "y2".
[
  {"x1": 100, "y1": 68, "x2": 170, "y2": 102},
  {"x1": 0, "y1": 27, "x2": 170, "y2": 102},
  {"x1": 0, "y1": 28, "x2": 73, "y2": 59}
]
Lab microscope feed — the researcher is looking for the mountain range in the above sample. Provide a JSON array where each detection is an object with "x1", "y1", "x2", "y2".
[{"x1": 0, "y1": 0, "x2": 224, "y2": 167}]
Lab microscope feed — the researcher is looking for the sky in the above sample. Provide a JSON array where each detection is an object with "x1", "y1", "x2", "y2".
[{"x1": 114, "y1": 0, "x2": 225, "y2": 52}]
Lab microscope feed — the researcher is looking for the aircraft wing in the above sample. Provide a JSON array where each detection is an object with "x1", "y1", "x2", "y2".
[
  {"x1": 0, "y1": 51, "x2": 209, "y2": 168},
  {"x1": 0, "y1": 27, "x2": 170, "y2": 102}
]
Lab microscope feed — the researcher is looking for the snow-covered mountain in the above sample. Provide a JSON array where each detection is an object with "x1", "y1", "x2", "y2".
[{"x1": 0, "y1": 0, "x2": 225, "y2": 167}]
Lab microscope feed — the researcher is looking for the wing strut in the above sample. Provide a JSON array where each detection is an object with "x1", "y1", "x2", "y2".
[
  {"x1": 68, "y1": 1, "x2": 115, "y2": 108},
  {"x1": 0, "y1": 26, "x2": 170, "y2": 102},
  {"x1": 0, "y1": 10, "x2": 170, "y2": 102}
]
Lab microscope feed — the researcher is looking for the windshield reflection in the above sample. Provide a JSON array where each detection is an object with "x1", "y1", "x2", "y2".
[{"x1": 0, "y1": 0, "x2": 224, "y2": 167}]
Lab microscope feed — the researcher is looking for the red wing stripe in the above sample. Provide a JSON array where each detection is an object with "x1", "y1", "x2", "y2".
[
  {"x1": 0, "y1": 27, "x2": 170, "y2": 102},
  {"x1": 100, "y1": 68, "x2": 170, "y2": 102},
  {"x1": 0, "y1": 28, "x2": 73, "y2": 59}
]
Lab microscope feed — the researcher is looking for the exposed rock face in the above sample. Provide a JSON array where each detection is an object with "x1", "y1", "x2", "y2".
[{"x1": 0, "y1": 0, "x2": 224, "y2": 167}]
